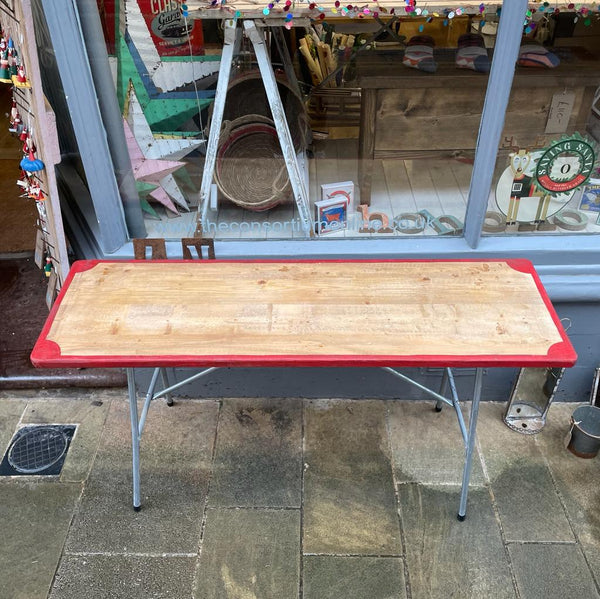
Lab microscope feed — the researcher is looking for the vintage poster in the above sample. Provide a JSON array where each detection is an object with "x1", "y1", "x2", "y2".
[{"x1": 136, "y1": 0, "x2": 204, "y2": 56}]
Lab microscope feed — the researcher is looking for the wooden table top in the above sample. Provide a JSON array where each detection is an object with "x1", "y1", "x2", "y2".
[{"x1": 31, "y1": 259, "x2": 576, "y2": 369}]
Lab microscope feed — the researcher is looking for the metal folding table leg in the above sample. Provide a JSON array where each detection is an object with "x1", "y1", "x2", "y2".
[
  {"x1": 159, "y1": 368, "x2": 173, "y2": 406},
  {"x1": 457, "y1": 367, "x2": 484, "y2": 521},
  {"x1": 435, "y1": 367, "x2": 450, "y2": 412},
  {"x1": 127, "y1": 368, "x2": 142, "y2": 511}
]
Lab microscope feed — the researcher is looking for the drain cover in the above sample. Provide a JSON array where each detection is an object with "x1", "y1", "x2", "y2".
[{"x1": 0, "y1": 425, "x2": 76, "y2": 476}]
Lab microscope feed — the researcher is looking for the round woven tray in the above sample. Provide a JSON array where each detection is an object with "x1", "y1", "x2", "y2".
[{"x1": 215, "y1": 115, "x2": 291, "y2": 212}]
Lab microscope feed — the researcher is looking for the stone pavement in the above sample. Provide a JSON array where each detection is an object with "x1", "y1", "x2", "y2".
[{"x1": 0, "y1": 388, "x2": 599, "y2": 599}]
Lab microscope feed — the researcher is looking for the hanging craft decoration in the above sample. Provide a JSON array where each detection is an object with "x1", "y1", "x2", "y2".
[
  {"x1": 12, "y1": 62, "x2": 30, "y2": 88},
  {"x1": 15, "y1": 130, "x2": 46, "y2": 201},
  {"x1": 0, "y1": 49, "x2": 11, "y2": 82},
  {"x1": 44, "y1": 256, "x2": 53, "y2": 277},
  {"x1": 8, "y1": 37, "x2": 18, "y2": 77},
  {"x1": 8, "y1": 104, "x2": 22, "y2": 134},
  {"x1": 22, "y1": 131, "x2": 36, "y2": 154},
  {"x1": 20, "y1": 148, "x2": 45, "y2": 174},
  {"x1": 27, "y1": 179, "x2": 45, "y2": 201},
  {"x1": 16, "y1": 170, "x2": 30, "y2": 194}
]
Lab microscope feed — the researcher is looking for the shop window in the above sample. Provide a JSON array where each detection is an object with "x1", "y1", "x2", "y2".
[
  {"x1": 96, "y1": 2, "x2": 501, "y2": 243},
  {"x1": 97, "y1": 2, "x2": 599, "y2": 245},
  {"x1": 484, "y1": 9, "x2": 600, "y2": 236}
]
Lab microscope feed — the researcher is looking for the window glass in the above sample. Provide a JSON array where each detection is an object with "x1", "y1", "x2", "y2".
[
  {"x1": 484, "y1": 8, "x2": 600, "y2": 236},
  {"x1": 101, "y1": 2, "x2": 505, "y2": 242}
]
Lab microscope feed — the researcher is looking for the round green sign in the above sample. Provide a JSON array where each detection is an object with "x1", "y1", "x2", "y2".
[{"x1": 535, "y1": 136, "x2": 596, "y2": 195}]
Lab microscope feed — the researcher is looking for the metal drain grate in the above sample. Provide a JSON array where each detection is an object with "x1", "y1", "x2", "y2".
[{"x1": 0, "y1": 425, "x2": 76, "y2": 476}]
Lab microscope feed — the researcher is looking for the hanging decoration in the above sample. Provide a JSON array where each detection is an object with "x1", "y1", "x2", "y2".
[
  {"x1": 14, "y1": 128, "x2": 47, "y2": 202},
  {"x1": 12, "y1": 62, "x2": 30, "y2": 88},
  {"x1": 27, "y1": 178, "x2": 45, "y2": 201},
  {"x1": 8, "y1": 37, "x2": 18, "y2": 77},
  {"x1": 186, "y1": 1, "x2": 600, "y2": 30},
  {"x1": 20, "y1": 148, "x2": 45, "y2": 174},
  {"x1": 0, "y1": 49, "x2": 11, "y2": 82},
  {"x1": 8, "y1": 99, "x2": 22, "y2": 133},
  {"x1": 44, "y1": 256, "x2": 53, "y2": 277},
  {"x1": 22, "y1": 130, "x2": 36, "y2": 154}
]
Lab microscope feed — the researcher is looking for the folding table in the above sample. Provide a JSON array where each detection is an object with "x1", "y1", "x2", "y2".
[{"x1": 30, "y1": 259, "x2": 576, "y2": 520}]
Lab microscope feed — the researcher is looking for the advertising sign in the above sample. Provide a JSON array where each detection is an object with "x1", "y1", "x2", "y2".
[{"x1": 135, "y1": 0, "x2": 204, "y2": 56}]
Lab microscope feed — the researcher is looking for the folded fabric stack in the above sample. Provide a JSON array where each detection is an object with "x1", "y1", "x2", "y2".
[
  {"x1": 455, "y1": 33, "x2": 490, "y2": 73},
  {"x1": 402, "y1": 35, "x2": 437, "y2": 73},
  {"x1": 517, "y1": 44, "x2": 560, "y2": 68}
]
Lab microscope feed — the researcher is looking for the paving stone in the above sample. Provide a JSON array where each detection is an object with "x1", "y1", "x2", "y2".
[
  {"x1": 303, "y1": 400, "x2": 401, "y2": 555},
  {"x1": 50, "y1": 555, "x2": 196, "y2": 599},
  {"x1": 387, "y1": 400, "x2": 485, "y2": 485},
  {"x1": 477, "y1": 403, "x2": 574, "y2": 542},
  {"x1": 398, "y1": 483, "x2": 515, "y2": 599},
  {"x1": 65, "y1": 399, "x2": 219, "y2": 554},
  {"x1": 303, "y1": 555, "x2": 407, "y2": 599},
  {"x1": 0, "y1": 398, "x2": 27, "y2": 456},
  {"x1": 0, "y1": 482, "x2": 81, "y2": 599},
  {"x1": 209, "y1": 398, "x2": 302, "y2": 507},
  {"x1": 195, "y1": 508, "x2": 300, "y2": 599},
  {"x1": 20, "y1": 397, "x2": 110, "y2": 482},
  {"x1": 508, "y1": 543, "x2": 599, "y2": 599},
  {"x1": 535, "y1": 403, "x2": 600, "y2": 580}
]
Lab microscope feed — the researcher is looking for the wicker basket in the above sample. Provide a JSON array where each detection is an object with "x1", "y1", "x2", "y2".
[
  {"x1": 215, "y1": 115, "x2": 291, "y2": 212},
  {"x1": 223, "y1": 70, "x2": 308, "y2": 151}
]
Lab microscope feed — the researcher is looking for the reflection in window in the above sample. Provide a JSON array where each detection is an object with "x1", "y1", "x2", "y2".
[
  {"x1": 485, "y1": 9, "x2": 600, "y2": 236},
  {"x1": 104, "y1": 2, "x2": 599, "y2": 242}
]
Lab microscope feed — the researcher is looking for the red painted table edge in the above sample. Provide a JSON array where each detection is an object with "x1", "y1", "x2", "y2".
[{"x1": 30, "y1": 258, "x2": 578, "y2": 369}]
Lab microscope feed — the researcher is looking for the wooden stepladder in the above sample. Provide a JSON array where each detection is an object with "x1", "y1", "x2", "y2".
[{"x1": 197, "y1": 19, "x2": 313, "y2": 237}]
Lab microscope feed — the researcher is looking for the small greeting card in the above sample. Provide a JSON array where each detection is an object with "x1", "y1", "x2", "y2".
[
  {"x1": 314, "y1": 197, "x2": 349, "y2": 234},
  {"x1": 320, "y1": 180, "x2": 355, "y2": 208},
  {"x1": 579, "y1": 182, "x2": 600, "y2": 213}
]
